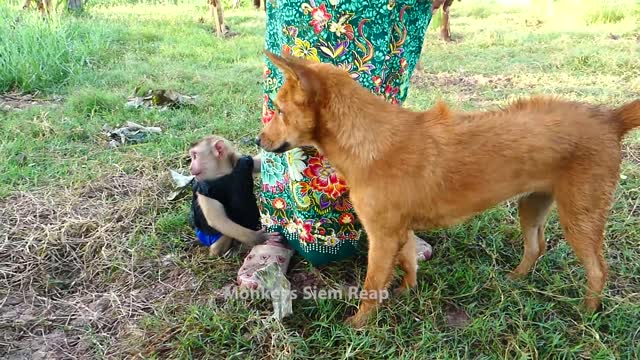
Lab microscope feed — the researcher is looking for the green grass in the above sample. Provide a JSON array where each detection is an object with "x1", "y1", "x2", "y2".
[
  {"x1": 0, "y1": 5, "x2": 121, "y2": 93},
  {"x1": 1, "y1": 0, "x2": 640, "y2": 358}
]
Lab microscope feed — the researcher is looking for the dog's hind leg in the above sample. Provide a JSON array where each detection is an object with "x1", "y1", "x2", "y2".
[
  {"x1": 395, "y1": 230, "x2": 418, "y2": 293},
  {"x1": 557, "y1": 206, "x2": 609, "y2": 311},
  {"x1": 554, "y1": 166, "x2": 618, "y2": 311},
  {"x1": 509, "y1": 192, "x2": 554, "y2": 279}
]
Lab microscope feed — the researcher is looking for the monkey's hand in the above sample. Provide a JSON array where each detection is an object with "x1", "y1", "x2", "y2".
[
  {"x1": 252, "y1": 228, "x2": 283, "y2": 245},
  {"x1": 236, "y1": 226, "x2": 283, "y2": 247}
]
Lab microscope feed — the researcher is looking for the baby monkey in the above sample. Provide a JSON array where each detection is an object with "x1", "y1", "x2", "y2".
[{"x1": 188, "y1": 135, "x2": 281, "y2": 256}]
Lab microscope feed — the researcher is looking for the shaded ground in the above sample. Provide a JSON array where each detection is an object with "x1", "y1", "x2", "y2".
[
  {"x1": 0, "y1": 92, "x2": 63, "y2": 111},
  {"x1": 0, "y1": 173, "x2": 200, "y2": 358},
  {"x1": 0, "y1": 171, "x2": 327, "y2": 358}
]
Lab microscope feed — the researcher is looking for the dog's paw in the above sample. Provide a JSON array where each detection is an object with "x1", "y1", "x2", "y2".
[
  {"x1": 344, "y1": 314, "x2": 367, "y2": 329},
  {"x1": 584, "y1": 297, "x2": 603, "y2": 313},
  {"x1": 393, "y1": 285, "x2": 414, "y2": 297},
  {"x1": 507, "y1": 270, "x2": 527, "y2": 281},
  {"x1": 393, "y1": 287, "x2": 408, "y2": 296}
]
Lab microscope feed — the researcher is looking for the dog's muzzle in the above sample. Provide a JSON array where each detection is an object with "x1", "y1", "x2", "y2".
[
  {"x1": 255, "y1": 134, "x2": 291, "y2": 153},
  {"x1": 272, "y1": 142, "x2": 291, "y2": 153}
]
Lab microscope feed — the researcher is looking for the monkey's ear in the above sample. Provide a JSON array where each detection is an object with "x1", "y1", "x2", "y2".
[{"x1": 211, "y1": 139, "x2": 226, "y2": 158}]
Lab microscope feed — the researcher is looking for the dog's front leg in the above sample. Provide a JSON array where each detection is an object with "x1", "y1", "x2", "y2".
[{"x1": 345, "y1": 225, "x2": 403, "y2": 328}]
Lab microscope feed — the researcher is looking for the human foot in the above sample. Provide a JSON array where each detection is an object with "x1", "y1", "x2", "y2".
[{"x1": 414, "y1": 235, "x2": 433, "y2": 262}]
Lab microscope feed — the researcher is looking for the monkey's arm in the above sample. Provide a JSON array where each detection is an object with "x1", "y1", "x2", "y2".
[
  {"x1": 252, "y1": 154, "x2": 261, "y2": 175},
  {"x1": 196, "y1": 194, "x2": 262, "y2": 246}
]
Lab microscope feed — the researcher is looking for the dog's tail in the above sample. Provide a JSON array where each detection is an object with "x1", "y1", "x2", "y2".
[{"x1": 615, "y1": 99, "x2": 640, "y2": 136}]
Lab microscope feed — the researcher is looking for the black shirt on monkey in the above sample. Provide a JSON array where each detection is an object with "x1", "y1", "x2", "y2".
[{"x1": 189, "y1": 155, "x2": 262, "y2": 246}]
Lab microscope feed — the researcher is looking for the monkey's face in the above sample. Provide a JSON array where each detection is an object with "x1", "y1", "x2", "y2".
[{"x1": 189, "y1": 141, "x2": 223, "y2": 181}]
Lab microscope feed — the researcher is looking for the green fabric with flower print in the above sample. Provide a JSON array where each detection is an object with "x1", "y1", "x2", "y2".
[{"x1": 259, "y1": 0, "x2": 434, "y2": 266}]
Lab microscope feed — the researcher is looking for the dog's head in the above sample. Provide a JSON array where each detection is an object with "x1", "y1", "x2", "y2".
[{"x1": 257, "y1": 51, "x2": 326, "y2": 154}]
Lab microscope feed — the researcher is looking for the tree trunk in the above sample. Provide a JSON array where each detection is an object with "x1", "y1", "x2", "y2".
[
  {"x1": 209, "y1": 0, "x2": 225, "y2": 37},
  {"x1": 546, "y1": 0, "x2": 554, "y2": 17},
  {"x1": 67, "y1": 0, "x2": 83, "y2": 11}
]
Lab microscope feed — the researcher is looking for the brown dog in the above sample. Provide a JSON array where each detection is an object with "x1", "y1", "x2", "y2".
[{"x1": 257, "y1": 51, "x2": 640, "y2": 328}]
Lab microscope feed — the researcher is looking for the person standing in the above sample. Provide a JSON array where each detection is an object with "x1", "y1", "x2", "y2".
[{"x1": 238, "y1": 0, "x2": 435, "y2": 286}]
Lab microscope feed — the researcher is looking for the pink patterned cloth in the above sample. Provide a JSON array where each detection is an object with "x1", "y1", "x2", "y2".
[{"x1": 237, "y1": 239, "x2": 294, "y2": 289}]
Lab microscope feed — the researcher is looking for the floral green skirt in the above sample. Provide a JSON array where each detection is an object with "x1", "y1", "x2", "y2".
[{"x1": 258, "y1": 0, "x2": 433, "y2": 266}]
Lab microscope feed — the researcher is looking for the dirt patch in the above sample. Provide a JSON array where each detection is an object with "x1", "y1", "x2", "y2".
[
  {"x1": 411, "y1": 71, "x2": 513, "y2": 95},
  {"x1": 0, "y1": 92, "x2": 63, "y2": 111},
  {"x1": 444, "y1": 304, "x2": 472, "y2": 329},
  {"x1": 289, "y1": 268, "x2": 325, "y2": 291},
  {"x1": 0, "y1": 172, "x2": 200, "y2": 358}
]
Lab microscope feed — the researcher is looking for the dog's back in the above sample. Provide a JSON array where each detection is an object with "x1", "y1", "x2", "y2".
[{"x1": 365, "y1": 97, "x2": 639, "y2": 229}]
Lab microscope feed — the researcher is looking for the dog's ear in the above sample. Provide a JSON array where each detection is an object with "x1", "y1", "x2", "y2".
[
  {"x1": 264, "y1": 50, "x2": 322, "y2": 103},
  {"x1": 265, "y1": 50, "x2": 299, "y2": 82}
]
